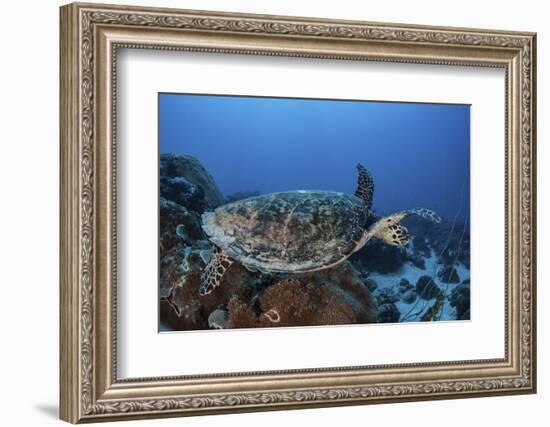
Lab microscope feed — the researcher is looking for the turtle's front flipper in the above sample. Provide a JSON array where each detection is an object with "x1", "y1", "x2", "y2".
[
  {"x1": 407, "y1": 208, "x2": 442, "y2": 224},
  {"x1": 371, "y1": 208, "x2": 441, "y2": 247},
  {"x1": 199, "y1": 247, "x2": 234, "y2": 296}
]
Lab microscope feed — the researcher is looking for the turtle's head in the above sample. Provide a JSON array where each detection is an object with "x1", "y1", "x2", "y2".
[
  {"x1": 355, "y1": 214, "x2": 410, "y2": 252},
  {"x1": 378, "y1": 222, "x2": 410, "y2": 246},
  {"x1": 360, "y1": 208, "x2": 441, "y2": 250}
]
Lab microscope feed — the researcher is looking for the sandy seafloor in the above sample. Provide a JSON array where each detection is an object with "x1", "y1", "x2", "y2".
[{"x1": 368, "y1": 251, "x2": 470, "y2": 323}]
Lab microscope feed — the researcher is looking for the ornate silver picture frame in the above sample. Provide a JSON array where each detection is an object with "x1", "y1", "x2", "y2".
[{"x1": 60, "y1": 2, "x2": 536, "y2": 423}]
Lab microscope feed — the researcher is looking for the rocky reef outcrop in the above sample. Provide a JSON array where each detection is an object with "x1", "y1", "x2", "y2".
[
  {"x1": 159, "y1": 154, "x2": 378, "y2": 331},
  {"x1": 160, "y1": 153, "x2": 224, "y2": 209},
  {"x1": 416, "y1": 275, "x2": 442, "y2": 300},
  {"x1": 161, "y1": 247, "x2": 377, "y2": 330},
  {"x1": 450, "y1": 282, "x2": 471, "y2": 320},
  {"x1": 353, "y1": 240, "x2": 409, "y2": 274},
  {"x1": 224, "y1": 263, "x2": 377, "y2": 329},
  {"x1": 437, "y1": 264, "x2": 460, "y2": 284}
]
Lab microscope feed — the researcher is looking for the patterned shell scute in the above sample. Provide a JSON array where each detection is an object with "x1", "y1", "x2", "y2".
[{"x1": 203, "y1": 191, "x2": 368, "y2": 273}]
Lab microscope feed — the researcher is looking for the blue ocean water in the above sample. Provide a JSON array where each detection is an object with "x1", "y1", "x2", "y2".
[{"x1": 159, "y1": 93, "x2": 470, "y2": 223}]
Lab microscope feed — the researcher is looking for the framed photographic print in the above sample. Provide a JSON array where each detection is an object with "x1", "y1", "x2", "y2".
[{"x1": 60, "y1": 2, "x2": 537, "y2": 423}]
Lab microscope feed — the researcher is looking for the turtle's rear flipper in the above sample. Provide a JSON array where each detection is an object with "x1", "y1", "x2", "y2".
[
  {"x1": 355, "y1": 163, "x2": 374, "y2": 210},
  {"x1": 199, "y1": 247, "x2": 234, "y2": 296}
]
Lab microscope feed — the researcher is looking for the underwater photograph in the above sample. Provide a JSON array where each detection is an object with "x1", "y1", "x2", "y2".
[{"x1": 158, "y1": 93, "x2": 471, "y2": 332}]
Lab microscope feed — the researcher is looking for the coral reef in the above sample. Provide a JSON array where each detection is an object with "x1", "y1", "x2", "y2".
[
  {"x1": 412, "y1": 235, "x2": 431, "y2": 258},
  {"x1": 172, "y1": 251, "x2": 378, "y2": 329},
  {"x1": 160, "y1": 153, "x2": 225, "y2": 208},
  {"x1": 162, "y1": 255, "x2": 378, "y2": 330},
  {"x1": 159, "y1": 154, "x2": 471, "y2": 330},
  {"x1": 377, "y1": 302, "x2": 401, "y2": 323},
  {"x1": 415, "y1": 276, "x2": 442, "y2": 300},
  {"x1": 406, "y1": 215, "x2": 470, "y2": 268},
  {"x1": 208, "y1": 308, "x2": 229, "y2": 329},
  {"x1": 420, "y1": 293, "x2": 446, "y2": 322},
  {"x1": 398, "y1": 279, "x2": 417, "y2": 304},
  {"x1": 370, "y1": 278, "x2": 418, "y2": 322},
  {"x1": 160, "y1": 176, "x2": 207, "y2": 213},
  {"x1": 363, "y1": 278, "x2": 378, "y2": 292},
  {"x1": 450, "y1": 283, "x2": 471, "y2": 320},
  {"x1": 253, "y1": 265, "x2": 377, "y2": 328},
  {"x1": 353, "y1": 239, "x2": 407, "y2": 274},
  {"x1": 437, "y1": 264, "x2": 460, "y2": 284}
]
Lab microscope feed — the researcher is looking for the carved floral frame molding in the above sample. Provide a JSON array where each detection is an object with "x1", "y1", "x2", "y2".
[{"x1": 60, "y1": 2, "x2": 536, "y2": 423}]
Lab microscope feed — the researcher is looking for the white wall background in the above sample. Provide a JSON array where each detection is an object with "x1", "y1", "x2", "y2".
[{"x1": 0, "y1": 0, "x2": 545, "y2": 425}]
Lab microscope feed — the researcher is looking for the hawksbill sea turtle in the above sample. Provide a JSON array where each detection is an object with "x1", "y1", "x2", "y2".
[{"x1": 199, "y1": 164, "x2": 441, "y2": 295}]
